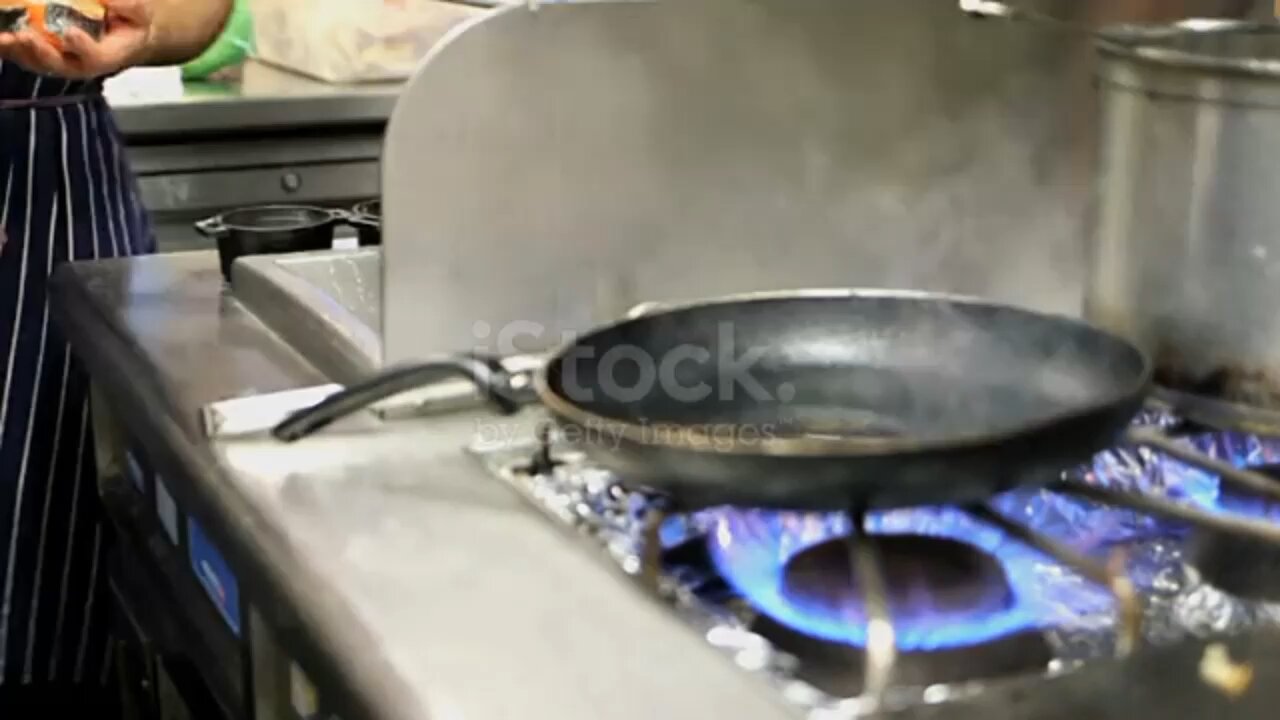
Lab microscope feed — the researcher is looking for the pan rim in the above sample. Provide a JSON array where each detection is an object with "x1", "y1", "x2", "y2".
[
  {"x1": 531, "y1": 287, "x2": 1155, "y2": 458},
  {"x1": 219, "y1": 204, "x2": 336, "y2": 233},
  {"x1": 1095, "y1": 19, "x2": 1280, "y2": 81}
]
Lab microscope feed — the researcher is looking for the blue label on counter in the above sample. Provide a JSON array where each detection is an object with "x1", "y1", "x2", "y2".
[{"x1": 188, "y1": 519, "x2": 241, "y2": 637}]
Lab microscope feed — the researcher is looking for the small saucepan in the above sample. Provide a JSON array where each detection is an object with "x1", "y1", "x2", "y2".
[
  {"x1": 195, "y1": 205, "x2": 350, "y2": 280},
  {"x1": 349, "y1": 200, "x2": 381, "y2": 246}
]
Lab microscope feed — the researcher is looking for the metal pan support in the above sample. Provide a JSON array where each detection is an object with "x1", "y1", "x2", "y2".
[
  {"x1": 609, "y1": 417, "x2": 1280, "y2": 709},
  {"x1": 833, "y1": 437, "x2": 1280, "y2": 707}
]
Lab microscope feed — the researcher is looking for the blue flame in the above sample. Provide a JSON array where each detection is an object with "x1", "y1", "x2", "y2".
[
  {"x1": 704, "y1": 418, "x2": 1280, "y2": 653},
  {"x1": 706, "y1": 505, "x2": 1101, "y2": 652},
  {"x1": 1172, "y1": 430, "x2": 1280, "y2": 521}
]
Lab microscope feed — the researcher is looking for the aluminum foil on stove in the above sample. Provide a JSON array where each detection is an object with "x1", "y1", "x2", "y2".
[{"x1": 700, "y1": 414, "x2": 1280, "y2": 675}]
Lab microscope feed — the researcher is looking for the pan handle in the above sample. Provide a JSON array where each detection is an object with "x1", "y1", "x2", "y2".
[
  {"x1": 271, "y1": 354, "x2": 536, "y2": 442},
  {"x1": 346, "y1": 213, "x2": 379, "y2": 230},
  {"x1": 194, "y1": 215, "x2": 228, "y2": 239},
  {"x1": 958, "y1": 0, "x2": 1073, "y2": 26},
  {"x1": 957, "y1": 0, "x2": 1099, "y2": 37},
  {"x1": 959, "y1": 0, "x2": 1016, "y2": 20}
]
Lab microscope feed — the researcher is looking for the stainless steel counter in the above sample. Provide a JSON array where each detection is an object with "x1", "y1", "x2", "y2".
[
  {"x1": 49, "y1": 251, "x2": 794, "y2": 720},
  {"x1": 51, "y1": 251, "x2": 1280, "y2": 720},
  {"x1": 110, "y1": 61, "x2": 400, "y2": 138}
]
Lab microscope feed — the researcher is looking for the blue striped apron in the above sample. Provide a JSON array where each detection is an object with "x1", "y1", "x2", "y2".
[{"x1": 0, "y1": 61, "x2": 154, "y2": 690}]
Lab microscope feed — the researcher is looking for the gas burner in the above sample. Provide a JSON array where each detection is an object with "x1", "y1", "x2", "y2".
[
  {"x1": 1216, "y1": 464, "x2": 1280, "y2": 518},
  {"x1": 781, "y1": 535, "x2": 1016, "y2": 630},
  {"x1": 748, "y1": 614, "x2": 1052, "y2": 699},
  {"x1": 708, "y1": 509, "x2": 1048, "y2": 651},
  {"x1": 1189, "y1": 464, "x2": 1280, "y2": 603},
  {"x1": 1188, "y1": 531, "x2": 1280, "y2": 603},
  {"x1": 471, "y1": 416, "x2": 1280, "y2": 716}
]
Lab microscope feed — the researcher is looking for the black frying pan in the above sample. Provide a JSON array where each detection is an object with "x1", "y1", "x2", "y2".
[{"x1": 272, "y1": 290, "x2": 1154, "y2": 511}]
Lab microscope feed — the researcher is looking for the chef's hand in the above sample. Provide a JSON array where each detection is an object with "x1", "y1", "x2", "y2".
[{"x1": 0, "y1": 0, "x2": 153, "y2": 80}]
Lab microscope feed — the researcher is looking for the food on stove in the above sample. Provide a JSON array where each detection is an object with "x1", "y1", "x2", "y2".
[
  {"x1": 1198, "y1": 643, "x2": 1254, "y2": 699},
  {"x1": 0, "y1": 1, "x2": 106, "y2": 45}
]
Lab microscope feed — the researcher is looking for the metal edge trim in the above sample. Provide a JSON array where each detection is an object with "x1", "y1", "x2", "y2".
[
  {"x1": 47, "y1": 265, "x2": 428, "y2": 720},
  {"x1": 1096, "y1": 19, "x2": 1280, "y2": 80}
]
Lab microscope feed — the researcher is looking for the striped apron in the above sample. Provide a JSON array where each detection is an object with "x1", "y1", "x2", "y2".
[{"x1": 0, "y1": 61, "x2": 154, "y2": 691}]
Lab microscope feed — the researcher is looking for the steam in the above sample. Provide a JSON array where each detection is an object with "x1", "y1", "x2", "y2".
[
  {"x1": 383, "y1": 0, "x2": 1258, "y2": 413},
  {"x1": 553, "y1": 0, "x2": 1097, "y2": 316}
]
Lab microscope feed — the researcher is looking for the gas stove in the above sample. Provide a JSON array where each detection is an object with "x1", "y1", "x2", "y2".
[{"x1": 468, "y1": 412, "x2": 1280, "y2": 718}]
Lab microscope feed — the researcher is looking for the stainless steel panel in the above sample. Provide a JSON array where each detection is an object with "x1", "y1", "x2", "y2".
[
  {"x1": 111, "y1": 61, "x2": 400, "y2": 140},
  {"x1": 127, "y1": 136, "x2": 382, "y2": 176},
  {"x1": 137, "y1": 162, "x2": 379, "y2": 214},
  {"x1": 140, "y1": 161, "x2": 379, "y2": 252},
  {"x1": 152, "y1": 218, "x2": 220, "y2": 255},
  {"x1": 250, "y1": 606, "x2": 293, "y2": 720},
  {"x1": 229, "y1": 251, "x2": 383, "y2": 383},
  {"x1": 381, "y1": 0, "x2": 1267, "y2": 367}
]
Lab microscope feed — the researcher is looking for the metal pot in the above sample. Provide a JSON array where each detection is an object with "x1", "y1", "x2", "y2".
[
  {"x1": 349, "y1": 199, "x2": 381, "y2": 246},
  {"x1": 1083, "y1": 20, "x2": 1280, "y2": 435},
  {"x1": 195, "y1": 205, "x2": 348, "y2": 280}
]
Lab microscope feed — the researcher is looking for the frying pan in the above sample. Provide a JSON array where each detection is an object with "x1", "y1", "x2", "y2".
[{"x1": 273, "y1": 289, "x2": 1157, "y2": 511}]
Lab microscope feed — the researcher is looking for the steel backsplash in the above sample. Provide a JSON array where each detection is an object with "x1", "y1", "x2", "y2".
[{"x1": 381, "y1": 0, "x2": 1264, "y2": 366}]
